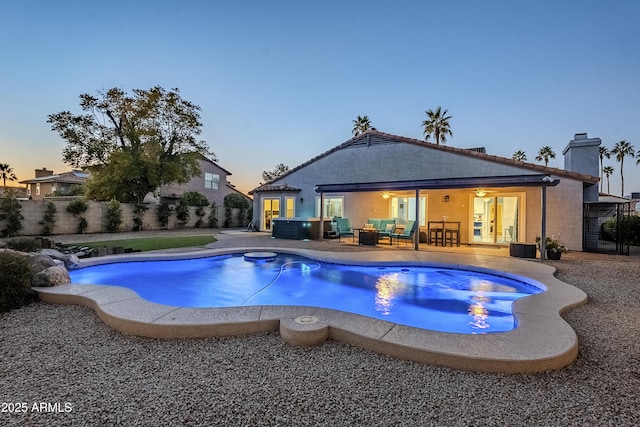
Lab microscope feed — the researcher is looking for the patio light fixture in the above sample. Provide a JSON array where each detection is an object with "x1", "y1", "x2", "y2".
[
  {"x1": 382, "y1": 192, "x2": 390, "y2": 199},
  {"x1": 475, "y1": 189, "x2": 486, "y2": 197}
]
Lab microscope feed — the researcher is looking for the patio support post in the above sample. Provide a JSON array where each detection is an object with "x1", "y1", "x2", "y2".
[
  {"x1": 540, "y1": 184, "x2": 547, "y2": 262},
  {"x1": 415, "y1": 189, "x2": 420, "y2": 250},
  {"x1": 319, "y1": 191, "x2": 325, "y2": 240}
]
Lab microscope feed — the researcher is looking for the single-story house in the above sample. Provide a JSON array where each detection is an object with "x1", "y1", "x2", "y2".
[
  {"x1": 20, "y1": 168, "x2": 88, "y2": 200},
  {"x1": 250, "y1": 131, "x2": 602, "y2": 252}
]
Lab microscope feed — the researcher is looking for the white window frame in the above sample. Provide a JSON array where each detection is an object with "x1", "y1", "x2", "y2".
[
  {"x1": 316, "y1": 196, "x2": 344, "y2": 218},
  {"x1": 205, "y1": 173, "x2": 219, "y2": 190},
  {"x1": 285, "y1": 196, "x2": 295, "y2": 218}
]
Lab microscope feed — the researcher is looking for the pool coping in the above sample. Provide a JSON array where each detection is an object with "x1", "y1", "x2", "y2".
[{"x1": 33, "y1": 247, "x2": 587, "y2": 373}]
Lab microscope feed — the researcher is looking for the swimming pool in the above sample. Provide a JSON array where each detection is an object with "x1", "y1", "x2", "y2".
[{"x1": 69, "y1": 253, "x2": 544, "y2": 334}]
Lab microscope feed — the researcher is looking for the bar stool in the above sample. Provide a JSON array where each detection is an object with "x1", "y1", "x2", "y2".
[
  {"x1": 445, "y1": 228, "x2": 460, "y2": 246},
  {"x1": 430, "y1": 228, "x2": 444, "y2": 246}
]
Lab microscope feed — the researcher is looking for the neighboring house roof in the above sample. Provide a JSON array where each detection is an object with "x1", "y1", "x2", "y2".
[
  {"x1": 226, "y1": 183, "x2": 253, "y2": 200},
  {"x1": 196, "y1": 154, "x2": 233, "y2": 176},
  {"x1": 249, "y1": 183, "x2": 302, "y2": 195},
  {"x1": 19, "y1": 170, "x2": 88, "y2": 185},
  {"x1": 256, "y1": 130, "x2": 599, "y2": 191},
  {"x1": 596, "y1": 193, "x2": 635, "y2": 204}
]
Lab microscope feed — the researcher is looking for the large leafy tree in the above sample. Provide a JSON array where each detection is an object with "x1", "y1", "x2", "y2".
[
  {"x1": 261, "y1": 163, "x2": 290, "y2": 183},
  {"x1": 603, "y1": 165, "x2": 614, "y2": 195},
  {"x1": 352, "y1": 115, "x2": 376, "y2": 137},
  {"x1": 0, "y1": 163, "x2": 18, "y2": 188},
  {"x1": 512, "y1": 150, "x2": 527, "y2": 162},
  {"x1": 598, "y1": 146, "x2": 610, "y2": 192},
  {"x1": 611, "y1": 140, "x2": 635, "y2": 197},
  {"x1": 422, "y1": 106, "x2": 452, "y2": 145},
  {"x1": 47, "y1": 86, "x2": 213, "y2": 203},
  {"x1": 535, "y1": 146, "x2": 556, "y2": 167}
]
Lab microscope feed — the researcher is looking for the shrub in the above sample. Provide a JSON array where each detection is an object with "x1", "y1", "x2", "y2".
[
  {"x1": 132, "y1": 203, "x2": 148, "y2": 231},
  {"x1": 3, "y1": 237, "x2": 40, "y2": 253},
  {"x1": 156, "y1": 199, "x2": 172, "y2": 229},
  {"x1": 224, "y1": 207, "x2": 232, "y2": 228},
  {"x1": 66, "y1": 199, "x2": 89, "y2": 234},
  {"x1": 602, "y1": 215, "x2": 640, "y2": 245},
  {"x1": 194, "y1": 206, "x2": 206, "y2": 228},
  {"x1": 39, "y1": 201, "x2": 57, "y2": 235},
  {"x1": 223, "y1": 193, "x2": 250, "y2": 209},
  {"x1": 0, "y1": 251, "x2": 36, "y2": 313},
  {"x1": 207, "y1": 202, "x2": 219, "y2": 228},
  {"x1": 105, "y1": 199, "x2": 122, "y2": 233},
  {"x1": 0, "y1": 191, "x2": 24, "y2": 237},
  {"x1": 181, "y1": 191, "x2": 209, "y2": 207},
  {"x1": 175, "y1": 202, "x2": 190, "y2": 226}
]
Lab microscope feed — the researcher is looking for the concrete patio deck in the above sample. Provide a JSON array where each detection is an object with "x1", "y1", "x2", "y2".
[{"x1": 33, "y1": 229, "x2": 588, "y2": 373}]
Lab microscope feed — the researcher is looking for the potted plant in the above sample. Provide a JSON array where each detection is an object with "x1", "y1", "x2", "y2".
[{"x1": 535, "y1": 236, "x2": 567, "y2": 260}]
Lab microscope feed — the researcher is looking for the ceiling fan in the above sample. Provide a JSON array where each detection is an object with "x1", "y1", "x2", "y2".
[{"x1": 473, "y1": 188, "x2": 497, "y2": 197}]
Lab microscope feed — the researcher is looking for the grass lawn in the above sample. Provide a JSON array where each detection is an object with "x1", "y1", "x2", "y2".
[{"x1": 66, "y1": 235, "x2": 217, "y2": 252}]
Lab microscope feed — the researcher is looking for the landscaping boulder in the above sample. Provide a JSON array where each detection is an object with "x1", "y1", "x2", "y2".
[
  {"x1": 32, "y1": 265, "x2": 71, "y2": 287},
  {"x1": 28, "y1": 254, "x2": 58, "y2": 275},
  {"x1": 38, "y1": 249, "x2": 81, "y2": 269},
  {"x1": 0, "y1": 248, "x2": 30, "y2": 258}
]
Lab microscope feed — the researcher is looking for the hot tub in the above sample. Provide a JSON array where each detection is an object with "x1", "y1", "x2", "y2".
[{"x1": 272, "y1": 217, "x2": 332, "y2": 240}]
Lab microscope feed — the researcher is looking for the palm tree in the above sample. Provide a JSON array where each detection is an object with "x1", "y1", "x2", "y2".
[
  {"x1": 611, "y1": 140, "x2": 636, "y2": 197},
  {"x1": 0, "y1": 163, "x2": 18, "y2": 189},
  {"x1": 352, "y1": 115, "x2": 375, "y2": 137},
  {"x1": 422, "y1": 106, "x2": 452, "y2": 145},
  {"x1": 603, "y1": 166, "x2": 614, "y2": 195},
  {"x1": 512, "y1": 150, "x2": 527, "y2": 162},
  {"x1": 535, "y1": 146, "x2": 556, "y2": 167},
  {"x1": 598, "y1": 146, "x2": 610, "y2": 192}
]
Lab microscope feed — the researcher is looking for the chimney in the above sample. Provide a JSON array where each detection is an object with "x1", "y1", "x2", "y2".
[
  {"x1": 563, "y1": 133, "x2": 600, "y2": 202},
  {"x1": 35, "y1": 168, "x2": 54, "y2": 178}
]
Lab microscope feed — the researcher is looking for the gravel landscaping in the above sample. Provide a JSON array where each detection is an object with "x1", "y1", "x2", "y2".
[{"x1": 1, "y1": 234, "x2": 639, "y2": 426}]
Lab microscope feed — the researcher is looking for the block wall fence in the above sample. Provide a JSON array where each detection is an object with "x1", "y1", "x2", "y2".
[{"x1": 1, "y1": 200, "x2": 250, "y2": 236}]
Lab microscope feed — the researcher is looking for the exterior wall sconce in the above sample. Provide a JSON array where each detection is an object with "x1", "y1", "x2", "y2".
[
  {"x1": 444, "y1": 195, "x2": 450, "y2": 202},
  {"x1": 299, "y1": 197, "x2": 303, "y2": 203},
  {"x1": 382, "y1": 192, "x2": 390, "y2": 199},
  {"x1": 475, "y1": 189, "x2": 486, "y2": 197}
]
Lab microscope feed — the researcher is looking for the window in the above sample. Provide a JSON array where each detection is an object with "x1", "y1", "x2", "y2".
[
  {"x1": 36, "y1": 183, "x2": 40, "y2": 196},
  {"x1": 205, "y1": 173, "x2": 219, "y2": 189},
  {"x1": 316, "y1": 196, "x2": 343, "y2": 218},
  {"x1": 390, "y1": 196, "x2": 426, "y2": 226},
  {"x1": 285, "y1": 197, "x2": 295, "y2": 218}
]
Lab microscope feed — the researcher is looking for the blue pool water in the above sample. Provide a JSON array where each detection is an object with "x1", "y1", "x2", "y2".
[{"x1": 69, "y1": 253, "x2": 544, "y2": 334}]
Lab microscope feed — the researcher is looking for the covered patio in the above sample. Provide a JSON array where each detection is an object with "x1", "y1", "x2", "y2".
[{"x1": 315, "y1": 174, "x2": 559, "y2": 258}]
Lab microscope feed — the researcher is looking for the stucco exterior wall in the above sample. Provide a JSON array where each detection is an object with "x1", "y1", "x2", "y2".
[
  {"x1": 277, "y1": 138, "x2": 539, "y2": 187},
  {"x1": 158, "y1": 158, "x2": 240, "y2": 206},
  {"x1": 252, "y1": 136, "x2": 587, "y2": 250}
]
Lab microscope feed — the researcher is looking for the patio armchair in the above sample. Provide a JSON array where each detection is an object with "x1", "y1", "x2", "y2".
[
  {"x1": 376, "y1": 220, "x2": 396, "y2": 244},
  {"x1": 336, "y1": 218, "x2": 355, "y2": 242},
  {"x1": 390, "y1": 220, "x2": 417, "y2": 246}
]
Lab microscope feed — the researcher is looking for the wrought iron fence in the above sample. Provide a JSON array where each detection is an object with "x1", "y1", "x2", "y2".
[{"x1": 583, "y1": 202, "x2": 631, "y2": 255}]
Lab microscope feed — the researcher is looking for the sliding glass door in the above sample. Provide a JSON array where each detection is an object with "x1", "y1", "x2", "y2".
[{"x1": 472, "y1": 196, "x2": 519, "y2": 244}]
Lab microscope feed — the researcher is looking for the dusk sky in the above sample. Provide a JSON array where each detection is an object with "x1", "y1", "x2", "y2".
[{"x1": 2, "y1": 0, "x2": 639, "y2": 196}]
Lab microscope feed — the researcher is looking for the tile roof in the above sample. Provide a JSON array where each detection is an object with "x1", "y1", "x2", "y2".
[
  {"x1": 249, "y1": 183, "x2": 302, "y2": 194},
  {"x1": 258, "y1": 130, "x2": 599, "y2": 188},
  {"x1": 19, "y1": 170, "x2": 89, "y2": 185}
]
